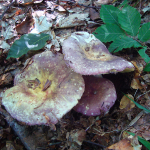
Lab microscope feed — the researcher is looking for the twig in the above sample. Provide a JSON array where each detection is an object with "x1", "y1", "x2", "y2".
[
  {"x1": 119, "y1": 110, "x2": 144, "y2": 140},
  {"x1": 0, "y1": 0, "x2": 15, "y2": 20},
  {"x1": 93, "y1": 128, "x2": 119, "y2": 134},
  {"x1": 134, "y1": 89, "x2": 138, "y2": 97},
  {"x1": 136, "y1": 90, "x2": 150, "y2": 100},
  {"x1": 83, "y1": 140, "x2": 106, "y2": 149}
]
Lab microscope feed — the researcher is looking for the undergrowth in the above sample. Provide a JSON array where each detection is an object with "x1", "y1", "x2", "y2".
[{"x1": 93, "y1": 3, "x2": 150, "y2": 72}]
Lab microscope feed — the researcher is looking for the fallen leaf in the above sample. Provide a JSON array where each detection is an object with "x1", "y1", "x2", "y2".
[
  {"x1": 142, "y1": 130, "x2": 150, "y2": 141},
  {"x1": 142, "y1": 74, "x2": 150, "y2": 85},
  {"x1": 16, "y1": 16, "x2": 34, "y2": 34},
  {"x1": 6, "y1": 141, "x2": 16, "y2": 150},
  {"x1": 107, "y1": 138, "x2": 142, "y2": 150},
  {"x1": 89, "y1": 8, "x2": 100, "y2": 20},
  {"x1": 0, "y1": 73, "x2": 13, "y2": 86},
  {"x1": 31, "y1": 10, "x2": 52, "y2": 33},
  {"x1": 68, "y1": 129, "x2": 86, "y2": 145},
  {"x1": 131, "y1": 78, "x2": 143, "y2": 90},
  {"x1": 94, "y1": 0, "x2": 109, "y2": 6},
  {"x1": 131, "y1": 60, "x2": 144, "y2": 78},
  {"x1": 120, "y1": 94, "x2": 135, "y2": 111}
]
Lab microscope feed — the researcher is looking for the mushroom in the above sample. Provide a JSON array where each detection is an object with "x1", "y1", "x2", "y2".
[
  {"x1": 62, "y1": 32, "x2": 134, "y2": 75},
  {"x1": 62, "y1": 31, "x2": 134, "y2": 116},
  {"x1": 2, "y1": 51, "x2": 85, "y2": 125},
  {"x1": 73, "y1": 76, "x2": 117, "y2": 116}
]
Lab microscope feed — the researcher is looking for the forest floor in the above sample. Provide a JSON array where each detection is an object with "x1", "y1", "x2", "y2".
[{"x1": 0, "y1": 0, "x2": 150, "y2": 150}]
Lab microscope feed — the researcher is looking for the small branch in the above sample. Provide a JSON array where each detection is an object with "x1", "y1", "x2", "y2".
[
  {"x1": 119, "y1": 110, "x2": 144, "y2": 140},
  {"x1": 83, "y1": 140, "x2": 106, "y2": 149}
]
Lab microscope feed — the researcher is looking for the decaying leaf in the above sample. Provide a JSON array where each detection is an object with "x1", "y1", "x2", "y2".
[
  {"x1": 120, "y1": 94, "x2": 135, "y2": 111},
  {"x1": 107, "y1": 138, "x2": 142, "y2": 150},
  {"x1": 67, "y1": 129, "x2": 86, "y2": 145},
  {"x1": 131, "y1": 78, "x2": 143, "y2": 90}
]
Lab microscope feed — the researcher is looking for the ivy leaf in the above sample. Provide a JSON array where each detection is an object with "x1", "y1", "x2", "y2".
[
  {"x1": 93, "y1": 24, "x2": 125, "y2": 42},
  {"x1": 100, "y1": 5, "x2": 121, "y2": 25},
  {"x1": 109, "y1": 36, "x2": 142, "y2": 53},
  {"x1": 118, "y1": 6, "x2": 141, "y2": 36},
  {"x1": 138, "y1": 22, "x2": 150, "y2": 42},
  {"x1": 7, "y1": 33, "x2": 50, "y2": 59},
  {"x1": 144, "y1": 63, "x2": 150, "y2": 72},
  {"x1": 138, "y1": 47, "x2": 150, "y2": 63}
]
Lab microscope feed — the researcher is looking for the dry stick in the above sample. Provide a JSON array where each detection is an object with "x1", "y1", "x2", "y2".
[
  {"x1": 119, "y1": 110, "x2": 144, "y2": 140},
  {"x1": 0, "y1": 0, "x2": 16, "y2": 20},
  {"x1": 83, "y1": 140, "x2": 106, "y2": 149},
  {"x1": 136, "y1": 90, "x2": 150, "y2": 100}
]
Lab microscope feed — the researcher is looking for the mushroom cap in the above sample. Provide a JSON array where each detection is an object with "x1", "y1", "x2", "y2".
[
  {"x1": 2, "y1": 51, "x2": 85, "y2": 125},
  {"x1": 73, "y1": 76, "x2": 117, "y2": 116},
  {"x1": 62, "y1": 32, "x2": 134, "y2": 75}
]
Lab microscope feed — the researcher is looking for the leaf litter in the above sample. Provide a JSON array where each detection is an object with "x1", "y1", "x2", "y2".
[{"x1": 0, "y1": 0, "x2": 150, "y2": 150}]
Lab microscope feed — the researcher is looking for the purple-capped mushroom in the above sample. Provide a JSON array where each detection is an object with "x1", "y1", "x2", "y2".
[
  {"x1": 62, "y1": 32, "x2": 134, "y2": 75},
  {"x1": 2, "y1": 51, "x2": 85, "y2": 125},
  {"x1": 74, "y1": 76, "x2": 117, "y2": 116}
]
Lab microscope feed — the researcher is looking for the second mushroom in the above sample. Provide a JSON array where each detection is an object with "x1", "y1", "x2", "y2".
[{"x1": 62, "y1": 31, "x2": 134, "y2": 116}]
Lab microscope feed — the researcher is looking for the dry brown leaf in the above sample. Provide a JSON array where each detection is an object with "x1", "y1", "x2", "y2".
[
  {"x1": 107, "y1": 139, "x2": 134, "y2": 150},
  {"x1": 67, "y1": 129, "x2": 86, "y2": 145},
  {"x1": 120, "y1": 94, "x2": 135, "y2": 111},
  {"x1": 16, "y1": 16, "x2": 34, "y2": 34},
  {"x1": 142, "y1": 130, "x2": 150, "y2": 141},
  {"x1": 0, "y1": 73, "x2": 13, "y2": 86},
  {"x1": 107, "y1": 138, "x2": 142, "y2": 150},
  {"x1": 142, "y1": 74, "x2": 150, "y2": 85},
  {"x1": 131, "y1": 61, "x2": 143, "y2": 78},
  {"x1": 131, "y1": 78, "x2": 143, "y2": 90},
  {"x1": 89, "y1": 8, "x2": 100, "y2": 20}
]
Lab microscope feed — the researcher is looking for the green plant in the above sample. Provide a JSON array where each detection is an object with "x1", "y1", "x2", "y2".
[
  {"x1": 126, "y1": 131, "x2": 150, "y2": 150},
  {"x1": 7, "y1": 33, "x2": 50, "y2": 59},
  {"x1": 123, "y1": 93, "x2": 150, "y2": 113},
  {"x1": 93, "y1": 4, "x2": 150, "y2": 72}
]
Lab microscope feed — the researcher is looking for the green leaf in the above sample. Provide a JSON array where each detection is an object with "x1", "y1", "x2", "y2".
[
  {"x1": 93, "y1": 24, "x2": 125, "y2": 42},
  {"x1": 138, "y1": 22, "x2": 150, "y2": 42},
  {"x1": 118, "y1": 6, "x2": 141, "y2": 36},
  {"x1": 118, "y1": 0, "x2": 129, "y2": 8},
  {"x1": 138, "y1": 47, "x2": 150, "y2": 63},
  {"x1": 126, "y1": 131, "x2": 150, "y2": 150},
  {"x1": 108, "y1": 36, "x2": 142, "y2": 53},
  {"x1": 7, "y1": 33, "x2": 50, "y2": 59},
  {"x1": 100, "y1": 5, "x2": 121, "y2": 25},
  {"x1": 144, "y1": 63, "x2": 150, "y2": 72},
  {"x1": 123, "y1": 93, "x2": 150, "y2": 113}
]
